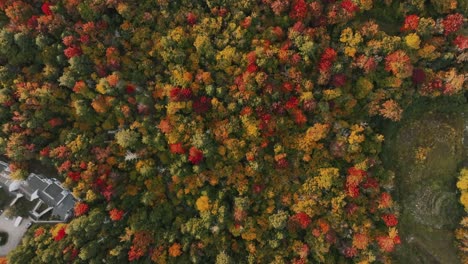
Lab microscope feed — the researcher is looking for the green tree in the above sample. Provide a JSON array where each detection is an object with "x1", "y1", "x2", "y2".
[{"x1": 115, "y1": 129, "x2": 139, "y2": 149}]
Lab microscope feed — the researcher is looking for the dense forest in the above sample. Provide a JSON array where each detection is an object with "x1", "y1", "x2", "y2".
[{"x1": 0, "y1": 0, "x2": 466, "y2": 263}]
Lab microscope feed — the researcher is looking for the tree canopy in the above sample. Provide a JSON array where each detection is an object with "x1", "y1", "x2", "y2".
[{"x1": 2, "y1": 0, "x2": 466, "y2": 263}]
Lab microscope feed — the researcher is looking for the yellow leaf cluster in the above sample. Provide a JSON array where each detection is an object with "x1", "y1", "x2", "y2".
[
  {"x1": 291, "y1": 197, "x2": 317, "y2": 218},
  {"x1": 345, "y1": 46, "x2": 357, "y2": 57},
  {"x1": 167, "y1": 101, "x2": 191, "y2": 115},
  {"x1": 241, "y1": 228, "x2": 257, "y2": 241},
  {"x1": 340, "y1": 28, "x2": 363, "y2": 46},
  {"x1": 442, "y1": 68, "x2": 465, "y2": 94},
  {"x1": 297, "y1": 123, "x2": 330, "y2": 152},
  {"x1": 348, "y1": 124, "x2": 365, "y2": 145},
  {"x1": 357, "y1": 0, "x2": 373, "y2": 10},
  {"x1": 241, "y1": 116, "x2": 260, "y2": 138},
  {"x1": 216, "y1": 46, "x2": 237, "y2": 69},
  {"x1": 381, "y1": 36, "x2": 401, "y2": 53},
  {"x1": 457, "y1": 168, "x2": 468, "y2": 211},
  {"x1": 67, "y1": 135, "x2": 84, "y2": 153},
  {"x1": 196, "y1": 195, "x2": 211, "y2": 212},
  {"x1": 331, "y1": 194, "x2": 346, "y2": 215},
  {"x1": 404, "y1": 33, "x2": 421, "y2": 49},
  {"x1": 300, "y1": 91, "x2": 313, "y2": 101},
  {"x1": 168, "y1": 27, "x2": 186, "y2": 43},
  {"x1": 323, "y1": 89, "x2": 342, "y2": 100},
  {"x1": 415, "y1": 147, "x2": 431, "y2": 163},
  {"x1": 85, "y1": 189, "x2": 97, "y2": 202},
  {"x1": 418, "y1": 44, "x2": 440, "y2": 60},
  {"x1": 340, "y1": 28, "x2": 362, "y2": 57},
  {"x1": 315, "y1": 167, "x2": 340, "y2": 190},
  {"x1": 96, "y1": 78, "x2": 110, "y2": 94}
]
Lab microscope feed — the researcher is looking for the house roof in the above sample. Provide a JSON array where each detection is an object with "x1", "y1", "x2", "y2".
[
  {"x1": 0, "y1": 161, "x2": 9, "y2": 186},
  {"x1": 27, "y1": 175, "x2": 77, "y2": 221},
  {"x1": 0, "y1": 161, "x2": 8, "y2": 172},
  {"x1": 0, "y1": 172, "x2": 9, "y2": 186},
  {"x1": 52, "y1": 194, "x2": 76, "y2": 221},
  {"x1": 28, "y1": 174, "x2": 49, "y2": 191},
  {"x1": 1, "y1": 165, "x2": 77, "y2": 222},
  {"x1": 19, "y1": 174, "x2": 48, "y2": 199},
  {"x1": 42, "y1": 183, "x2": 64, "y2": 205}
]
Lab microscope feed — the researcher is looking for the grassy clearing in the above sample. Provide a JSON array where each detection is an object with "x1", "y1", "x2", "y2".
[{"x1": 381, "y1": 95, "x2": 466, "y2": 263}]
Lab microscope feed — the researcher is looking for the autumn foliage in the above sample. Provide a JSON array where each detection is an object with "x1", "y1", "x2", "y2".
[{"x1": 1, "y1": 0, "x2": 466, "y2": 263}]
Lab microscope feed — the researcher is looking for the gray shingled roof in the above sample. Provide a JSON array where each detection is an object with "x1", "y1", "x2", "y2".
[
  {"x1": 41, "y1": 183, "x2": 64, "y2": 206},
  {"x1": 19, "y1": 174, "x2": 48, "y2": 200},
  {"x1": 0, "y1": 172, "x2": 9, "y2": 187},
  {"x1": 28, "y1": 174, "x2": 49, "y2": 191},
  {"x1": 0, "y1": 162, "x2": 10, "y2": 188},
  {"x1": 1, "y1": 165, "x2": 77, "y2": 222},
  {"x1": 0, "y1": 170, "x2": 15, "y2": 191},
  {"x1": 52, "y1": 194, "x2": 76, "y2": 221},
  {"x1": 0, "y1": 162, "x2": 7, "y2": 172}
]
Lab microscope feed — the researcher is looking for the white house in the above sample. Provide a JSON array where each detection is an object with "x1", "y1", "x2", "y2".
[{"x1": 0, "y1": 161, "x2": 77, "y2": 222}]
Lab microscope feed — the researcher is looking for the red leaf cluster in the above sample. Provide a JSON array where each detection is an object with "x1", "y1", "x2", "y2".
[
  {"x1": 169, "y1": 142, "x2": 186, "y2": 154},
  {"x1": 64, "y1": 46, "x2": 82, "y2": 59},
  {"x1": 442, "y1": 13, "x2": 464, "y2": 36},
  {"x1": 67, "y1": 171, "x2": 81, "y2": 181},
  {"x1": 453, "y1": 35, "x2": 468, "y2": 50},
  {"x1": 381, "y1": 214, "x2": 398, "y2": 227},
  {"x1": 74, "y1": 202, "x2": 89, "y2": 217},
  {"x1": 188, "y1": 147, "x2": 203, "y2": 165},
  {"x1": 186, "y1": 12, "x2": 197, "y2": 25},
  {"x1": 54, "y1": 227, "x2": 66, "y2": 241},
  {"x1": 401, "y1": 14, "x2": 419, "y2": 31},
  {"x1": 290, "y1": 212, "x2": 311, "y2": 229},
  {"x1": 318, "y1": 48, "x2": 337, "y2": 72},
  {"x1": 170, "y1": 87, "x2": 193, "y2": 101},
  {"x1": 289, "y1": 0, "x2": 308, "y2": 20},
  {"x1": 376, "y1": 235, "x2": 400, "y2": 252},
  {"x1": 109, "y1": 208, "x2": 124, "y2": 221},
  {"x1": 340, "y1": 0, "x2": 359, "y2": 13},
  {"x1": 346, "y1": 167, "x2": 366, "y2": 198},
  {"x1": 193, "y1": 96, "x2": 211, "y2": 114},
  {"x1": 41, "y1": 2, "x2": 52, "y2": 16}
]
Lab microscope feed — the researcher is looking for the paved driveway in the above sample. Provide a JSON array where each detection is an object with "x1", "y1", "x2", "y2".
[{"x1": 0, "y1": 211, "x2": 30, "y2": 257}]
